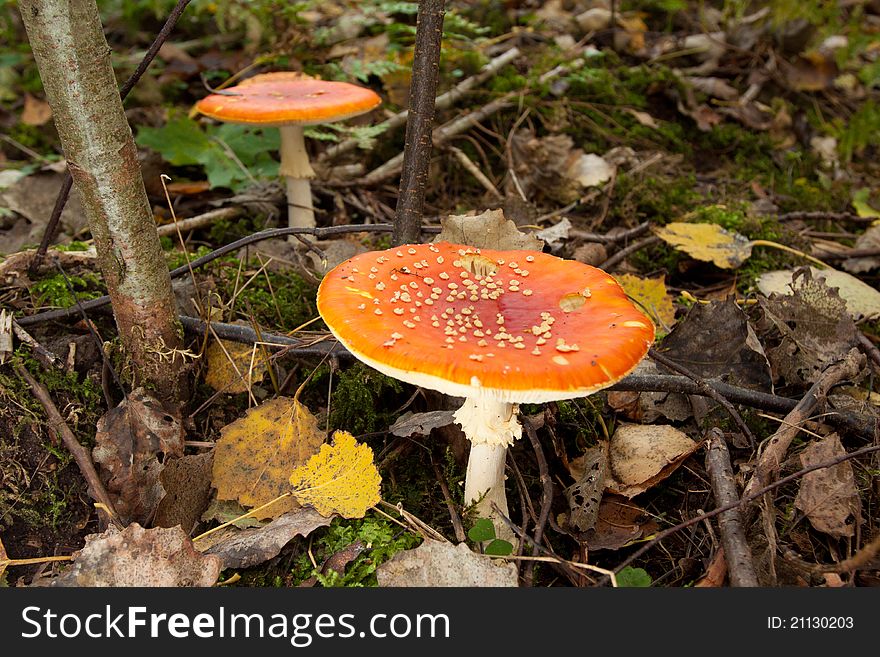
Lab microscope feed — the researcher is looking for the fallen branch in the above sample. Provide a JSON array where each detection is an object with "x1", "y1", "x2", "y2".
[
  {"x1": 319, "y1": 46, "x2": 521, "y2": 163},
  {"x1": 704, "y1": 428, "x2": 759, "y2": 587},
  {"x1": 155, "y1": 206, "x2": 245, "y2": 237},
  {"x1": 14, "y1": 363, "x2": 119, "y2": 523}
]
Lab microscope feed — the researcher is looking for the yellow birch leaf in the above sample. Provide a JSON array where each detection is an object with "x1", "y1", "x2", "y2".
[
  {"x1": 212, "y1": 397, "x2": 325, "y2": 519},
  {"x1": 204, "y1": 339, "x2": 267, "y2": 394},
  {"x1": 614, "y1": 273, "x2": 676, "y2": 331},
  {"x1": 289, "y1": 431, "x2": 381, "y2": 519},
  {"x1": 654, "y1": 222, "x2": 753, "y2": 269}
]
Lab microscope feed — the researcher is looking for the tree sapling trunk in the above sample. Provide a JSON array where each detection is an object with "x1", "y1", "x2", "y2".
[{"x1": 20, "y1": 0, "x2": 186, "y2": 397}]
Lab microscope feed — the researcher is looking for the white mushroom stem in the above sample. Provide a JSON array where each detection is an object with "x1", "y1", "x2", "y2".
[
  {"x1": 278, "y1": 124, "x2": 316, "y2": 233},
  {"x1": 455, "y1": 397, "x2": 521, "y2": 540}
]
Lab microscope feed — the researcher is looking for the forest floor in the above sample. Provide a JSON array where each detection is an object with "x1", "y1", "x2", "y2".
[{"x1": 1, "y1": 0, "x2": 879, "y2": 588}]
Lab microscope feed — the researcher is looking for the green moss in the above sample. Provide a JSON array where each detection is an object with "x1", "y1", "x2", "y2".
[
  {"x1": 288, "y1": 513, "x2": 421, "y2": 587},
  {"x1": 609, "y1": 172, "x2": 700, "y2": 225},
  {"x1": 329, "y1": 362, "x2": 404, "y2": 435},
  {"x1": 30, "y1": 271, "x2": 104, "y2": 308}
]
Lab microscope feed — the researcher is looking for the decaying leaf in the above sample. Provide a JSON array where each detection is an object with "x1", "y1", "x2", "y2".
[
  {"x1": 566, "y1": 152, "x2": 613, "y2": 188},
  {"x1": 389, "y1": 410, "x2": 455, "y2": 437},
  {"x1": 212, "y1": 397, "x2": 325, "y2": 519},
  {"x1": 794, "y1": 435, "x2": 860, "y2": 538},
  {"x1": 92, "y1": 389, "x2": 185, "y2": 525},
  {"x1": 584, "y1": 495, "x2": 658, "y2": 550},
  {"x1": 614, "y1": 273, "x2": 676, "y2": 331},
  {"x1": 608, "y1": 424, "x2": 701, "y2": 498},
  {"x1": 607, "y1": 360, "x2": 693, "y2": 423},
  {"x1": 535, "y1": 217, "x2": 572, "y2": 250},
  {"x1": 154, "y1": 451, "x2": 214, "y2": 533},
  {"x1": 204, "y1": 338, "x2": 268, "y2": 394},
  {"x1": 203, "y1": 507, "x2": 332, "y2": 569},
  {"x1": 565, "y1": 443, "x2": 608, "y2": 532},
  {"x1": 433, "y1": 208, "x2": 543, "y2": 251},
  {"x1": 201, "y1": 499, "x2": 264, "y2": 529},
  {"x1": 47, "y1": 524, "x2": 221, "y2": 587},
  {"x1": 657, "y1": 298, "x2": 773, "y2": 392},
  {"x1": 654, "y1": 222, "x2": 753, "y2": 268},
  {"x1": 21, "y1": 92, "x2": 52, "y2": 126},
  {"x1": 758, "y1": 266, "x2": 880, "y2": 320},
  {"x1": 755, "y1": 269, "x2": 860, "y2": 388},
  {"x1": 289, "y1": 430, "x2": 381, "y2": 518},
  {"x1": 376, "y1": 540, "x2": 517, "y2": 587}
]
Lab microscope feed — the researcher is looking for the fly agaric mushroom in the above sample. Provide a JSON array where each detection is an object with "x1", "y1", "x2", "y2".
[
  {"x1": 317, "y1": 242, "x2": 655, "y2": 535},
  {"x1": 195, "y1": 72, "x2": 381, "y2": 233}
]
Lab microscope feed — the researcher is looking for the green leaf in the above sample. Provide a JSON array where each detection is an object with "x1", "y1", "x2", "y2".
[
  {"x1": 616, "y1": 566, "x2": 652, "y2": 587},
  {"x1": 136, "y1": 118, "x2": 213, "y2": 167},
  {"x1": 484, "y1": 539, "x2": 514, "y2": 556},
  {"x1": 467, "y1": 518, "x2": 496, "y2": 542}
]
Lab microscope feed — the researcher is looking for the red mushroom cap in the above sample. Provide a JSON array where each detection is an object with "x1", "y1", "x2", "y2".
[
  {"x1": 317, "y1": 242, "x2": 655, "y2": 403},
  {"x1": 195, "y1": 72, "x2": 382, "y2": 127}
]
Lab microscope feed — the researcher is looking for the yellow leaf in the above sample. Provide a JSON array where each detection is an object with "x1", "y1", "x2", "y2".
[
  {"x1": 289, "y1": 431, "x2": 381, "y2": 519},
  {"x1": 614, "y1": 273, "x2": 676, "y2": 331},
  {"x1": 212, "y1": 397, "x2": 325, "y2": 519},
  {"x1": 204, "y1": 339, "x2": 267, "y2": 394},
  {"x1": 654, "y1": 222, "x2": 753, "y2": 269}
]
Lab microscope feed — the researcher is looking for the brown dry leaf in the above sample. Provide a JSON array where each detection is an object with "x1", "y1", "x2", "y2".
[
  {"x1": 654, "y1": 222, "x2": 753, "y2": 268},
  {"x1": 21, "y1": 93, "x2": 52, "y2": 126},
  {"x1": 288, "y1": 430, "x2": 381, "y2": 518},
  {"x1": 212, "y1": 396, "x2": 325, "y2": 519},
  {"x1": 694, "y1": 548, "x2": 727, "y2": 587},
  {"x1": 0, "y1": 537, "x2": 8, "y2": 583},
  {"x1": 47, "y1": 524, "x2": 221, "y2": 587},
  {"x1": 508, "y1": 130, "x2": 583, "y2": 204},
  {"x1": 203, "y1": 507, "x2": 332, "y2": 569},
  {"x1": 433, "y1": 208, "x2": 543, "y2": 251},
  {"x1": 154, "y1": 451, "x2": 214, "y2": 534},
  {"x1": 758, "y1": 266, "x2": 880, "y2": 321},
  {"x1": 0, "y1": 173, "x2": 87, "y2": 253},
  {"x1": 564, "y1": 443, "x2": 608, "y2": 532},
  {"x1": 794, "y1": 435, "x2": 860, "y2": 538},
  {"x1": 92, "y1": 389, "x2": 184, "y2": 525},
  {"x1": 755, "y1": 269, "x2": 861, "y2": 388},
  {"x1": 780, "y1": 52, "x2": 838, "y2": 92},
  {"x1": 607, "y1": 360, "x2": 693, "y2": 423},
  {"x1": 584, "y1": 494, "x2": 658, "y2": 550},
  {"x1": 657, "y1": 298, "x2": 773, "y2": 392},
  {"x1": 607, "y1": 424, "x2": 701, "y2": 498},
  {"x1": 614, "y1": 273, "x2": 676, "y2": 332},
  {"x1": 204, "y1": 338, "x2": 268, "y2": 394},
  {"x1": 376, "y1": 540, "x2": 518, "y2": 587}
]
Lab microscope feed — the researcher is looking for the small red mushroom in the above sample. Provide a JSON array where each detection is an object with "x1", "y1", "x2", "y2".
[
  {"x1": 196, "y1": 72, "x2": 381, "y2": 233},
  {"x1": 317, "y1": 242, "x2": 654, "y2": 535}
]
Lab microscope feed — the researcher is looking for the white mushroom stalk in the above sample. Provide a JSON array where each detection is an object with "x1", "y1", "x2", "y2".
[
  {"x1": 455, "y1": 397, "x2": 521, "y2": 531},
  {"x1": 278, "y1": 124, "x2": 316, "y2": 231}
]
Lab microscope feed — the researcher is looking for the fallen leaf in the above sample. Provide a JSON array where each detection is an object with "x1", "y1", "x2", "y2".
[
  {"x1": 204, "y1": 338, "x2": 268, "y2": 394},
  {"x1": 21, "y1": 93, "x2": 52, "y2": 126},
  {"x1": 433, "y1": 208, "x2": 543, "y2": 251},
  {"x1": 92, "y1": 389, "x2": 185, "y2": 525},
  {"x1": 564, "y1": 443, "x2": 608, "y2": 532},
  {"x1": 0, "y1": 537, "x2": 8, "y2": 582},
  {"x1": 607, "y1": 424, "x2": 701, "y2": 498},
  {"x1": 657, "y1": 298, "x2": 773, "y2": 392},
  {"x1": 794, "y1": 435, "x2": 860, "y2": 538},
  {"x1": 584, "y1": 494, "x2": 658, "y2": 550},
  {"x1": 154, "y1": 451, "x2": 214, "y2": 533},
  {"x1": 212, "y1": 397, "x2": 325, "y2": 519},
  {"x1": 607, "y1": 360, "x2": 693, "y2": 423},
  {"x1": 566, "y1": 152, "x2": 614, "y2": 188},
  {"x1": 851, "y1": 189, "x2": 880, "y2": 219},
  {"x1": 201, "y1": 499, "x2": 264, "y2": 529},
  {"x1": 508, "y1": 130, "x2": 584, "y2": 204},
  {"x1": 759, "y1": 267, "x2": 880, "y2": 321},
  {"x1": 47, "y1": 524, "x2": 221, "y2": 587},
  {"x1": 654, "y1": 222, "x2": 753, "y2": 268},
  {"x1": 779, "y1": 51, "x2": 838, "y2": 92},
  {"x1": 376, "y1": 540, "x2": 518, "y2": 587},
  {"x1": 614, "y1": 273, "x2": 676, "y2": 331},
  {"x1": 203, "y1": 507, "x2": 332, "y2": 569},
  {"x1": 289, "y1": 430, "x2": 381, "y2": 518},
  {"x1": 694, "y1": 548, "x2": 727, "y2": 587},
  {"x1": 535, "y1": 217, "x2": 572, "y2": 249},
  {"x1": 625, "y1": 108, "x2": 660, "y2": 128},
  {"x1": 389, "y1": 410, "x2": 455, "y2": 437},
  {"x1": 0, "y1": 172, "x2": 87, "y2": 253}
]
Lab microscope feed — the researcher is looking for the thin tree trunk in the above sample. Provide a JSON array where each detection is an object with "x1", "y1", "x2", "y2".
[
  {"x1": 393, "y1": 0, "x2": 446, "y2": 246},
  {"x1": 20, "y1": 0, "x2": 185, "y2": 397}
]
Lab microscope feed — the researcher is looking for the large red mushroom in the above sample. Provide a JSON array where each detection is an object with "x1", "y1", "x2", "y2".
[{"x1": 317, "y1": 242, "x2": 655, "y2": 535}]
